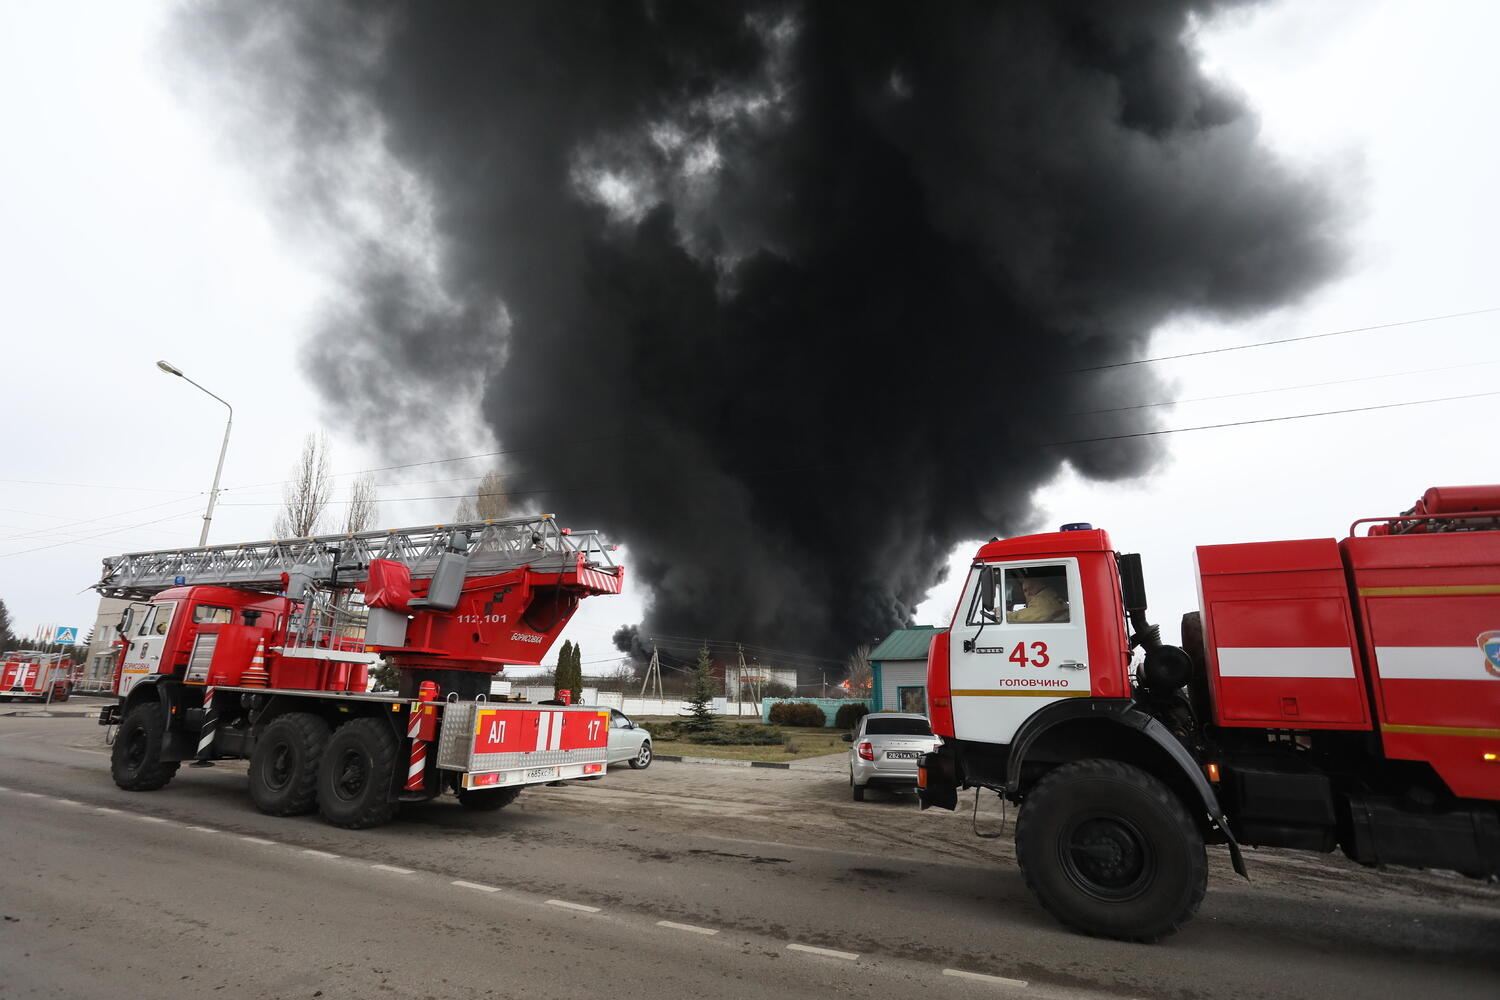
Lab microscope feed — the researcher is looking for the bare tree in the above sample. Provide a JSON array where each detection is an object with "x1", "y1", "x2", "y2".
[
  {"x1": 454, "y1": 469, "x2": 508, "y2": 522},
  {"x1": 844, "y1": 643, "x2": 873, "y2": 698},
  {"x1": 273, "y1": 433, "x2": 333, "y2": 537},
  {"x1": 343, "y1": 472, "x2": 378, "y2": 533}
]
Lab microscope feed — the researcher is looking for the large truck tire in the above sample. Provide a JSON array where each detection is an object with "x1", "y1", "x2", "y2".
[
  {"x1": 1015, "y1": 758, "x2": 1206, "y2": 943},
  {"x1": 457, "y1": 786, "x2": 522, "y2": 811},
  {"x1": 317, "y1": 718, "x2": 400, "y2": 829},
  {"x1": 249, "y1": 713, "x2": 330, "y2": 816},
  {"x1": 111, "y1": 703, "x2": 181, "y2": 791}
]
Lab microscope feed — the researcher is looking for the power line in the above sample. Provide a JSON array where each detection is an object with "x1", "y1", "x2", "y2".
[
  {"x1": 0, "y1": 512, "x2": 203, "y2": 560},
  {"x1": 1070, "y1": 306, "x2": 1499, "y2": 373},
  {"x1": 0, "y1": 494, "x2": 208, "y2": 544},
  {"x1": 1045, "y1": 389, "x2": 1500, "y2": 446},
  {"x1": 1073, "y1": 359, "x2": 1500, "y2": 417}
]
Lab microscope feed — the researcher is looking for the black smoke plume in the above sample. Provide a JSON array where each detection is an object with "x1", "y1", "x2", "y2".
[{"x1": 176, "y1": 1, "x2": 1339, "y2": 659}]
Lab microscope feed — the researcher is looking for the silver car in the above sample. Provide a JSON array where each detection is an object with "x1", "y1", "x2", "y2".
[
  {"x1": 606, "y1": 708, "x2": 653, "y2": 770},
  {"x1": 846, "y1": 712, "x2": 940, "y2": 801}
]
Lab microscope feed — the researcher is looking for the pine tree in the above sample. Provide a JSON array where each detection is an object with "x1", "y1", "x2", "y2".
[
  {"x1": 0, "y1": 598, "x2": 16, "y2": 654},
  {"x1": 559, "y1": 640, "x2": 583, "y2": 703},
  {"x1": 681, "y1": 645, "x2": 717, "y2": 732}
]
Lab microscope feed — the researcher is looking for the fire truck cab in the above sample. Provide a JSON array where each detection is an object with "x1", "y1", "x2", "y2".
[{"x1": 918, "y1": 486, "x2": 1500, "y2": 942}]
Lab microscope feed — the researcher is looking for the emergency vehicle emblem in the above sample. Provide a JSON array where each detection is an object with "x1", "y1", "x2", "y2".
[{"x1": 1479, "y1": 630, "x2": 1500, "y2": 679}]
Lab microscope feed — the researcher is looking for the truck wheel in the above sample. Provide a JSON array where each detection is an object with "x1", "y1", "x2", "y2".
[
  {"x1": 249, "y1": 713, "x2": 330, "y2": 816},
  {"x1": 457, "y1": 786, "x2": 522, "y2": 811},
  {"x1": 317, "y1": 718, "x2": 400, "y2": 829},
  {"x1": 1015, "y1": 758, "x2": 1206, "y2": 943},
  {"x1": 111, "y1": 703, "x2": 180, "y2": 791}
]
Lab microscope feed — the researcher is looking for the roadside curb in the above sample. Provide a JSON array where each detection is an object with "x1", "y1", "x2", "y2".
[{"x1": 654, "y1": 754, "x2": 845, "y2": 772}]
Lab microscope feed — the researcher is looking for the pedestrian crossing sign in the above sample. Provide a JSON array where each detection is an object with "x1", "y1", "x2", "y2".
[{"x1": 53, "y1": 626, "x2": 79, "y2": 644}]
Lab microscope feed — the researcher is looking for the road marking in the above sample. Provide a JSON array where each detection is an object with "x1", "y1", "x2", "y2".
[
  {"x1": 546, "y1": 900, "x2": 601, "y2": 913},
  {"x1": 302, "y1": 849, "x2": 340, "y2": 859},
  {"x1": 0, "y1": 785, "x2": 9, "y2": 791},
  {"x1": 943, "y1": 969, "x2": 1029, "y2": 988},
  {"x1": 451, "y1": 880, "x2": 502, "y2": 893},
  {"x1": 241, "y1": 836, "x2": 275, "y2": 845},
  {"x1": 787, "y1": 943, "x2": 859, "y2": 961},
  {"x1": 657, "y1": 920, "x2": 718, "y2": 936},
  {"x1": 94, "y1": 807, "x2": 120, "y2": 814},
  {"x1": 138, "y1": 816, "x2": 168, "y2": 823},
  {"x1": 185, "y1": 826, "x2": 219, "y2": 834},
  {"x1": 55, "y1": 798, "x2": 83, "y2": 806},
  {"x1": 371, "y1": 864, "x2": 414, "y2": 874},
  {"x1": 17, "y1": 791, "x2": 42, "y2": 798}
]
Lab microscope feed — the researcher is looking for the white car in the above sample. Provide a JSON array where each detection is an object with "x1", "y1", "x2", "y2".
[
  {"x1": 846, "y1": 713, "x2": 941, "y2": 801},
  {"x1": 605, "y1": 708, "x2": 653, "y2": 769}
]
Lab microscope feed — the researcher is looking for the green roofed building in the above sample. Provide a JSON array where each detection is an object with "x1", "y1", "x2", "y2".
[{"x1": 869, "y1": 625, "x2": 944, "y2": 713}]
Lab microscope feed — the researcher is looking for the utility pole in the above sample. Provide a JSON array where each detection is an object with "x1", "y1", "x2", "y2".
[{"x1": 639, "y1": 644, "x2": 663, "y2": 700}]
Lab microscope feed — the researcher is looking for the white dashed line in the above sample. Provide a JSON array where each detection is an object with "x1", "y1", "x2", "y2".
[
  {"x1": 17, "y1": 791, "x2": 42, "y2": 798},
  {"x1": 240, "y1": 836, "x2": 275, "y2": 845},
  {"x1": 186, "y1": 826, "x2": 219, "y2": 834},
  {"x1": 94, "y1": 807, "x2": 120, "y2": 814},
  {"x1": 371, "y1": 864, "x2": 414, "y2": 874},
  {"x1": 943, "y1": 969, "x2": 1029, "y2": 988},
  {"x1": 546, "y1": 900, "x2": 601, "y2": 914},
  {"x1": 787, "y1": 943, "x2": 859, "y2": 961},
  {"x1": 302, "y1": 849, "x2": 340, "y2": 859},
  {"x1": 657, "y1": 920, "x2": 718, "y2": 936},
  {"x1": 55, "y1": 798, "x2": 83, "y2": 806},
  {"x1": 138, "y1": 816, "x2": 168, "y2": 823},
  {"x1": 451, "y1": 880, "x2": 501, "y2": 893}
]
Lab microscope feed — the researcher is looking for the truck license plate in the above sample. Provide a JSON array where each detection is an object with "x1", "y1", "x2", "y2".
[
  {"x1": 885, "y1": 751, "x2": 918, "y2": 760},
  {"x1": 525, "y1": 766, "x2": 557, "y2": 780}
]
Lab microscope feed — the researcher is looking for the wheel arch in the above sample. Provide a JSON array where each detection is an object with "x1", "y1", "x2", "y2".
[{"x1": 1006, "y1": 699, "x2": 1247, "y2": 876}]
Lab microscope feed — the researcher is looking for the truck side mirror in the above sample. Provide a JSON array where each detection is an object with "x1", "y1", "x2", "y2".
[
  {"x1": 979, "y1": 567, "x2": 995, "y2": 613},
  {"x1": 1118, "y1": 553, "x2": 1148, "y2": 613}
]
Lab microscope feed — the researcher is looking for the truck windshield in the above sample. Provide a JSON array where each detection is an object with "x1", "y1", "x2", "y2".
[{"x1": 865, "y1": 717, "x2": 933, "y2": 736}]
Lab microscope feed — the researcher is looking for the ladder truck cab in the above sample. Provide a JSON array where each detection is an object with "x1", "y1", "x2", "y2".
[
  {"x1": 1, "y1": 651, "x2": 79, "y2": 703},
  {"x1": 95, "y1": 514, "x2": 623, "y2": 829},
  {"x1": 917, "y1": 486, "x2": 1500, "y2": 942}
]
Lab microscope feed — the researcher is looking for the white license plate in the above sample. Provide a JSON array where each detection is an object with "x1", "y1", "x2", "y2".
[
  {"x1": 885, "y1": 751, "x2": 919, "y2": 760},
  {"x1": 525, "y1": 766, "x2": 557, "y2": 780}
]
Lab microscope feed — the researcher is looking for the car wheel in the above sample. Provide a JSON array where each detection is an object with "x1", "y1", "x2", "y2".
[
  {"x1": 1015, "y1": 758, "x2": 1206, "y2": 942},
  {"x1": 628, "y1": 740, "x2": 652, "y2": 770},
  {"x1": 850, "y1": 769, "x2": 865, "y2": 802}
]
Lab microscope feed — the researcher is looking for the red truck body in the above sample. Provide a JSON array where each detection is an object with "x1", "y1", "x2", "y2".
[{"x1": 918, "y1": 486, "x2": 1500, "y2": 941}]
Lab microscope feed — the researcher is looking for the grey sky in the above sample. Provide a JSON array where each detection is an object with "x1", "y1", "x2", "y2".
[{"x1": 3, "y1": 1, "x2": 1494, "y2": 666}]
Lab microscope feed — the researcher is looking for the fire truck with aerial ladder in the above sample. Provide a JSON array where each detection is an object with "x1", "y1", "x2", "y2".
[
  {"x1": 95, "y1": 513, "x2": 623, "y2": 828},
  {"x1": 1, "y1": 651, "x2": 80, "y2": 703},
  {"x1": 916, "y1": 485, "x2": 1500, "y2": 941}
]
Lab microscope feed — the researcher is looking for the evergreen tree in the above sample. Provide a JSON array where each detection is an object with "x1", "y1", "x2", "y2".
[
  {"x1": 0, "y1": 598, "x2": 16, "y2": 653},
  {"x1": 566, "y1": 641, "x2": 584, "y2": 703},
  {"x1": 554, "y1": 640, "x2": 583, "y2": 703},
  {"x1": 681, "y1": 645, "x2": 717, "y2": 732}
]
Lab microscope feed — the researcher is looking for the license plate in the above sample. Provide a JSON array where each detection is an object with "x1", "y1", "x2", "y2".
[
  {"x1": 885, "y1": 750, "x2": 918, "y2": 760},
  {"x1": 525, "y1": 766, "x2": 557, "y2": 780}
]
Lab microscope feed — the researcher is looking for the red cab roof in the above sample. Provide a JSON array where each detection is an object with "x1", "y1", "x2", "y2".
[{"x1": 974, "y1": 528, "x2": 1114, "y2": 562}]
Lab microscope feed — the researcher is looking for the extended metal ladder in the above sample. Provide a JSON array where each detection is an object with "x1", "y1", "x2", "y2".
[{"x1": 96, "y1": 514, "x2": 619, "y2": 600}]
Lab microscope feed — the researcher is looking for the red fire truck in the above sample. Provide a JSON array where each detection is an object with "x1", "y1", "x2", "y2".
[
  {"x1": 917, "y1": 486, "x2": 1500, "y2": 941},
  {"x1": 95, "y1": 514, "x2": 622, "y2": 828},
  {"x1": 0, "y1": 651, "x2": 79, "y2": 703}
]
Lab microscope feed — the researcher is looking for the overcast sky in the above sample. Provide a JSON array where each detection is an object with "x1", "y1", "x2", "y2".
[{"x1": 3, "y1": 1, "x2": 1494, "y2": 672}]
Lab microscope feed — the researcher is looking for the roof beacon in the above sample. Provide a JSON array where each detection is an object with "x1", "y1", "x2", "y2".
[{"x1": 1059, "y1": 522, "x2": 1093, "y2": 532}]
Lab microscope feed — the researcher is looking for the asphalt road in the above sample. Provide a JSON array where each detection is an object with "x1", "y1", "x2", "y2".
[{"x1": 1, "y1": 708, "x2": 1496, "y2": 1000}]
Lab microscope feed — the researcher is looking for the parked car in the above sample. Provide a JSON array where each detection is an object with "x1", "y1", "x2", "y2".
[
  {"x1": 845, "y1": 712, "x2": 941, "y2": 801},
  {"x1": 606, "y1": 709, "x2": 653, "y2": 770}
]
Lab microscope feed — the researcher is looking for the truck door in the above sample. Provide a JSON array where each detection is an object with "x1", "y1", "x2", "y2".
[
  {"x1": 948, "y1": 558, "x2": 1091, "y2": 745},
  {"x1": 118, "y1": 602, "x2": 174, "y2": 696}
]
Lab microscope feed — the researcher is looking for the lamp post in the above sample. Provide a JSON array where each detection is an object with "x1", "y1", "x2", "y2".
[{"x1": 156, "y1": 360, "x2": 233, "y2": 546}]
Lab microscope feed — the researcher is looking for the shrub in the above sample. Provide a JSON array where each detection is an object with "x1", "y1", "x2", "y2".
[
  {"x1": 768, "y1": 701, "x2": 827, "y2": 727},
  {"x1": 833, "y1": 702, "x2": 870, "y2": 731},
  {"x1": 783, "y1": 740, "x2": 799, "y2": 754},
  {"x1": 684, "y1": 724, "x2": 782, "y2": 746}
]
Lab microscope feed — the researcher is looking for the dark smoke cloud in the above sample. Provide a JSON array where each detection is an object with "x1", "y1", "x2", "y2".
[{"x1": 175, "y1": 0, "x2": 1340, "y2": 660}]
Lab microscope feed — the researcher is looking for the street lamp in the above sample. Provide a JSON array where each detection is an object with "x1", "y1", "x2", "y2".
[{"x1": 156, "y1": 360, "x2": 233, "y2": 546}]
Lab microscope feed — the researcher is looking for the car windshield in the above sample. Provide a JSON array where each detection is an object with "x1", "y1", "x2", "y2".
[{"x1": 864, "y1": 717, "x2": 932, "y2": 736}]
